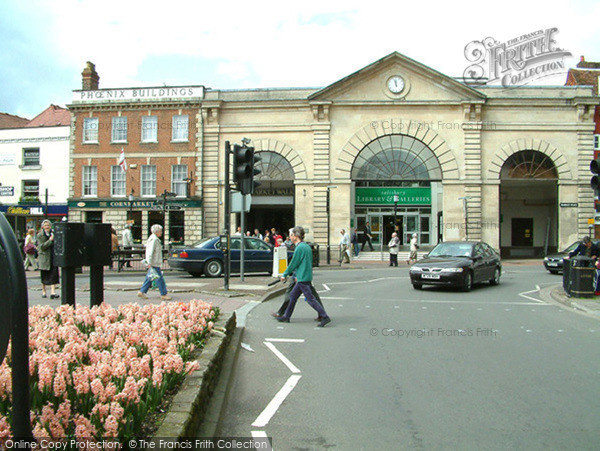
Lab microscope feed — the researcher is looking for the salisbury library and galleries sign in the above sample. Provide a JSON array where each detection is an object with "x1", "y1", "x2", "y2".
[{"x1": 355, "y1": 187, "x2": 432, "y2": 206}]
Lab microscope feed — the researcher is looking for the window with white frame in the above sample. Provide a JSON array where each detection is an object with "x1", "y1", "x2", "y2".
[
  {"x1": 111, "y1": 165, "x2": 126, "y2": 197},
  {"x1": 141, "y1": 115, "x2": 158, "y2": 142},
  {"x1": 82, "y1": 166, "x2": 98, "y2": 197},
  {"x1": 22, "y1": 148, "x2": 40, "y2": 167},
  {"x1": 22, "y1": 180, "x2": 39, "y2": 198},
  {"x1": 141, "y1": 165, "x2": 156, "y2": 197},
  {"x1": 594, "y1": 134, "x2": 599, "y2": 150},
  {"x1": 83, "y1": 117, "x2": 99, "y2": 143},
  {"x1": 172, "y1": 115, "x2": 189, "y2": 142},
  {"x1": 111, "y1": 116, "x2": 128, "y2": 143},
  {"x1": 172, "y1": 165, "x2": 188, "y2": 197}
]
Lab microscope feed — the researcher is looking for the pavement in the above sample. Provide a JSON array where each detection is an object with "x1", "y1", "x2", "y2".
[
  {"x1": 545, "y1": 283, "x2": 600, "y2": 318},
  {"x1": 22, "y1": 260, "x2": 373, "y2": 313}
]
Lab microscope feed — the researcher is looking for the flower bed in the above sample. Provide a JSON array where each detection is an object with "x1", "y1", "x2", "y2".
[{"x1": 0, "y1": 300, "x2": 218, "y2": 441}]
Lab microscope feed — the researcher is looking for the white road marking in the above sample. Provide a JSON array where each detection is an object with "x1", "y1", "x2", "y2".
[
  {"x1": 250, "y1": 431, "x2": 273, "y2": 451},
  {"x1": 264, "y1": 342, "x2": 301, "y2": 374},
  {"x1": 518, "y1": 289, "x2": 546, "y2": 304},
  {"x1": 252, "y1": 374, "x2": 302, "y2": 428},
  {"x1": 536, "y1": 284, "x2": 541, "y2": 291},
  {"x1": 320, "y1": 296, "x2": 351, "y2": 300},
  {"x1": 265, "y1": 338, "x2": 305, "y2": 343},
  {"x1": 322, "y1": 284, "x2": 330, "y2": 291},
  {"x1": 350, "y1": 328, "x2": 357, "y2": 331}
]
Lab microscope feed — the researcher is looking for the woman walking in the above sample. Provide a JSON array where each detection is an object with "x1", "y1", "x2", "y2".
[
  {"x1": 23, "y1": 228, "x2": 38, "y2": 271},
  {"x1": 37, "y1": 220, "x2": 59, "y2": 299},
  {"x1": 137, "y1": 224, "x2": 171, "y2": 300}
]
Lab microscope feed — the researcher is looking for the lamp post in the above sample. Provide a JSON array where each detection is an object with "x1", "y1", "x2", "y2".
[
  {"x1": 393, "y1": 194, "x2": 399, "y2": 237},
  {"x1": 326, "y1": 185, "x2": 337, "y2": 265}
]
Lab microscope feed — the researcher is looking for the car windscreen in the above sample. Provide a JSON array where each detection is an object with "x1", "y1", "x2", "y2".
[{"x1": 428, "y1": 242, "x2": 474, "y2": 258}]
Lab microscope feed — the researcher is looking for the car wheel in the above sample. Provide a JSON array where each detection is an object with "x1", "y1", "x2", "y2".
[
  {"x1": 412, "y1": 283, "x2": 423, "y2": 290},
  {"x1": 188, "y1": 271, "x2": 203, "y2": 278},
  {"x1": 489, "y1": 267, "x2": 501, "y2": 285},
  {"x1": 462, "y1": 271, "x2": 473, "y2": 292},
  {"x1": 204, "y1": 259, "x2": 223, "y2": 278}
]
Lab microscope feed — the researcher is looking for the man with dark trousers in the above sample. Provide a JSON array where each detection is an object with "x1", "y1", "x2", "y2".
[
  {"x1": 361, "y1": 221, "x2": 374, "y2": 251},
  {"x1": 277, "y1": 226, "x2": 331, "y2": 327}
]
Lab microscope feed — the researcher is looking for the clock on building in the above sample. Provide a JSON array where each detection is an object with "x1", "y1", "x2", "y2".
[{"x1": 387, "y1": 76, "x2": 405, "y2": 94}]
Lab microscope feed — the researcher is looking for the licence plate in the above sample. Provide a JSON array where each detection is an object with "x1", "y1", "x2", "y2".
[
  {"x1": 422, "y1": 274, "x2": 441, "y2": 280},
  {"x1": 547, "y1": 262, "x2": 558, "y2": 267}
]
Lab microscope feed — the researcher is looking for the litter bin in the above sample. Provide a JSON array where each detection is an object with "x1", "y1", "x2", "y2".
[
  {"x1": 568, "y1": 256, "x2": 595, "y2": 298},
  {"x1": 307, "y1": 242, "x2": 320, "y2": 267}
]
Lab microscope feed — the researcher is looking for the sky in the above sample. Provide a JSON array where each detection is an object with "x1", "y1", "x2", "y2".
[{"x1": 1, "y1": 0, "x2": 599, "y2": 119}]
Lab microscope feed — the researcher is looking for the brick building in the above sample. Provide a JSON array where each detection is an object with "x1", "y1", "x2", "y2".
[{"x1": 67, "y1": 62, "x2": 203, "y2": 245}]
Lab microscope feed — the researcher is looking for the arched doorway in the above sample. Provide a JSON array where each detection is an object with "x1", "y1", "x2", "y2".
[
  {"x1": 245, "y1": 151, "x2": 295, "y2": 238},
  {"x1": 352, "y1": 134, "x2": 442, "y2": 249},
  {"x1": 500, "y1": 150, "x2": 558, "y2": 257}
]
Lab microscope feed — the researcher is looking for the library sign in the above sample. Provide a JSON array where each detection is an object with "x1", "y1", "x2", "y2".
[{"x1": 355, "y1": 187, "x2": 431, "y2": 206}]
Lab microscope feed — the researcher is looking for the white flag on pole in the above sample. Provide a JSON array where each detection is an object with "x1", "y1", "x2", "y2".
[{"x1": 118, "y1": 148, "x2": 128, "y2": 172}]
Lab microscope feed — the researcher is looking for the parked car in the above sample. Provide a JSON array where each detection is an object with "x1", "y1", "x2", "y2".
[
  {"x1": 168, "y1": 236, "x2": 291, "y2": 277},
  {"x1": 543, "y1": 240, "x2": 600, "y2": 274},
  {"x1": 409, "y1": 241, "x2": 501, "y2": 291}
]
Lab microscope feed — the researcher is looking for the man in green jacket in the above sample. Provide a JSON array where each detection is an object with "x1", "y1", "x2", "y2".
[{"x1": 278, "y1": 226, "x2": 331, "y2": 327}]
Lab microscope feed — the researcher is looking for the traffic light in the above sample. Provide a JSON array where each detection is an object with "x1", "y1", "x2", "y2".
[
  {"x1": 232, "y1": 144, "x2": 261, "y2": 195},
  {"x1": 591, "y1": 158, "x2": 600, "y2": 192}
]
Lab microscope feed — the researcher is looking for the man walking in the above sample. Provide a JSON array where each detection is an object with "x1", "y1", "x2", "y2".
[
  {"x1": 339, "y1": 229, "x2": 351, "y2": 264},
  {"x1": 120, "y1": 223, "x2": 134, "y2": 269},
  {"x1": 361, "y1": 221, "x2": 374, "y2": 251},
  {"x1": 277, "y1": 226, "x2": 331, "y2": 327}
]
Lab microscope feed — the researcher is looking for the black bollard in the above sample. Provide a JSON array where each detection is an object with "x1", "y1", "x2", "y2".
[
  {"x1": 83, "y1": 224, "x2": 112, "y2": 308},
  {"x1": 0, "y1": 213, "x2": 33, "y2": 440}
]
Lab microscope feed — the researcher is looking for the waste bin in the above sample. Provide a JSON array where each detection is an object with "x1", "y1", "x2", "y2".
[
  {"x1": 307, "y1": 242, "x2": 320, "y2": 267},
  {"x1": 568, "y1": 256, "x2": 595, "y2": 298}
]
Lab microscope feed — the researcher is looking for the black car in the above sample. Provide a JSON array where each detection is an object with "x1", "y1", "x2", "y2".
[
  {"x1": 168, "y1": 236, "x2": 292, "y2": 277},
  {"x1": 543, "y1": 240, "x2": 600, "y2": 274},
  {"x1": 409, "y1": 241, "x2": 501, "y2": 291}
]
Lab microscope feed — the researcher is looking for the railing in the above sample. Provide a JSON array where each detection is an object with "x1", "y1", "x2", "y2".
[{"x1": 112, "y1": 246, "x2": 171, "y2": 272}]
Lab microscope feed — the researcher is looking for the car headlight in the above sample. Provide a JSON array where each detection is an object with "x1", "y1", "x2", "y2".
[
  {"x1": 441, "y1": 268, "x2": 464, "y2": 273},
  {"x1": 410, "y1": 266, "x2": 422, "y2": 273},
  {"x1": 544, "y1": 257, "x2": 549, "y2": 261}
]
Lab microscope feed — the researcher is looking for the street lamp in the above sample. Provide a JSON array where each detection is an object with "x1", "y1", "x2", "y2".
[{"x1": 326, "y1": 185, "x2": 337, "y2": 265}]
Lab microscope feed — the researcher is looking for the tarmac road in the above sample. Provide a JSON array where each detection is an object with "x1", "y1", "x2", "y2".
[{"x1": 217, "y1": 265, "x2": 600, "y2": 450}]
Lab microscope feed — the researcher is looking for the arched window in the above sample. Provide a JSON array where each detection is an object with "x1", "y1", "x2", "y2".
[
  {"x1": 255, "y1": 151, "x2": 294, "y2": 181},
  {"x1": 352, "y1": 134, "x2": 442, "y2": 181},
  {"x1": 500, "y1": 150, "x2": 558, "y2": 179}
]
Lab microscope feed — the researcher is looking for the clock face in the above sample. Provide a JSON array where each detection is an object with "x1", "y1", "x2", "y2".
[{"x1": 388, "y1": 76, "x2": 405, "y2": 94}]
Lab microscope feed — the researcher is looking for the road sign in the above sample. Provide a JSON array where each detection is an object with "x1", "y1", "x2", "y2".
[
  {"x1": 231, "y1": 192, "x2": 251, "y2": 213},
  {"x1": 0, "y1": 186, "x2": 14, "y2": 196}
]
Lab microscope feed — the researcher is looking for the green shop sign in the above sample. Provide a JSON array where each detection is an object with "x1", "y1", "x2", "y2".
[
  {"x1": 355, "y1": 187, "x2": 431, "y2": 205},
  {"x1": 68, "y1": 198, "x2": 203, "y2": 209}
]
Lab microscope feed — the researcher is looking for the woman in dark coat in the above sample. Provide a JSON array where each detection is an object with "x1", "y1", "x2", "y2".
[{"x1": 37, "y1": 219, "x2": 59, "y2": 299}]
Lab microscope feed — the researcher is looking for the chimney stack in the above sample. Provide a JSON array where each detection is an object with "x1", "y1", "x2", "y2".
[
  {"x1": 580, "y1": 55, "x2": 585, "y2": 63},
  {"x1": 82, "y1": 61, "x2": 99, "y2": 90}
]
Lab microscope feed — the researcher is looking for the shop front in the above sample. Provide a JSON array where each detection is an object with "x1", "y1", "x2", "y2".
[
  {"x1": 354, "y1": 185, "x2": 441, "y2": 250},
  {"x1": 0, "y1": 204, "x2": 68, "y2": 242},
  {"x1": 68, "y1": 198, "x2": 202, "y2": 245}
]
